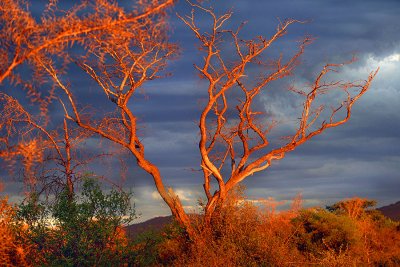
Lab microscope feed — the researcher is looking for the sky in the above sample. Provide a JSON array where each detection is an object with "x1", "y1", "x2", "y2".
[{"x1": 1, "y1": 0, "x2": 400, "y2": 222}]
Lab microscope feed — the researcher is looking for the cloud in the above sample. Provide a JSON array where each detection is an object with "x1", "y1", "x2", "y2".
[
  {"x1": 175, "y1": 189, "x2": 193, "y2": 202},
  {"x1": 151, "y1": 190, "x2": 162, "y2": 200}
]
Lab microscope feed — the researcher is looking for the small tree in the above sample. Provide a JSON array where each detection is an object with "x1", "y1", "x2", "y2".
[
  {"x1": 327, "y1": 198, "x2": 377, "y2": 219},
  {"x1": 0, "y1": 0, "x2": 378, "y2": 235},
  {"x1": 17, "y1": 176, "x2": 136, "y2": 266}
]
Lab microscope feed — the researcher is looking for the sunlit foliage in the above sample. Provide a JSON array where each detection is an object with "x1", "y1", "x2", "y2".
[
  {"x1": 0, "y1": 197, "x2": 33, "y2": 266},
  {"x1": 143, "y1": 194, "x2": 400, "y2": 266},
  {"x1": 1, "y1": 188, "x2": 399, "y2": 266}
]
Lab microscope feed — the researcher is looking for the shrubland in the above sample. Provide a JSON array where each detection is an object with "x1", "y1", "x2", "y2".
[
  {"x1": 1, "y1": 185, "x2": 399, "y2": 266},
  {"x1": 151, "y1": 190, "x2": 400, "y2": 266}
]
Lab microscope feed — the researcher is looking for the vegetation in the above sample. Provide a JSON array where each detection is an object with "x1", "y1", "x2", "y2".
[
  {"x1": 13, "y1": 177, "x2": 136, "y2": 266},
  {"x1": 2, "y1": 188, "x2": 399, "y2": 266},
  {"x1": 0, "y1": 196, "x2": 31, "y2": 266},
  {"x1": 150, "y1": 193, "x2": 400, "y2": 266}
]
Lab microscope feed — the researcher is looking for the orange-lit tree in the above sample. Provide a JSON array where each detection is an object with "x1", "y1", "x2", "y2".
[
  {"x1": 178, "y1": 2, "x2": 378, "y2": 224},
  {"x1": 0, "y1": 0, "x2": 377, "y2": 235},
  {"x1": 0, "y1": 91, "x2": 113, "y2": 202}
]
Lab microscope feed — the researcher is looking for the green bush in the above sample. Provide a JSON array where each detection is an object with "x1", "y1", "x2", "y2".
[
  {"x1": 293, "y1": 208, "x2": 359, "y2": 256},
  {"x1": 16, "y1": 177, "x2": 136, "y2": 266},
  {"x1": 131, "y1": 221, "x2": 186, "y2": 266}
]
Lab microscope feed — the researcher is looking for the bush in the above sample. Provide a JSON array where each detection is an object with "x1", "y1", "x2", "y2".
[
  {"x1": 16, "y1": 177, "x2": 136, "y2": 266},
  {"x1": 5, "y1": 182, "x2": 400, "y2": 266},
  {"x1": 294, "y1": 208, "x2": 359, "y2": 255},
  {"x1": 155, "y1": 188, "x2": 305, "y2": 266},
  {"x1": 134, "y1": 194, "x2": 400, "y2": 266},
  {"x1": 0, "y1": 197, "x2": 33, "y2": 266},
  {"x1": 293, "y1": 198, "x2": 400, "y2": 266},
  {"x1": 131, "y1": 221, "x2": 186, "y2": 266}
]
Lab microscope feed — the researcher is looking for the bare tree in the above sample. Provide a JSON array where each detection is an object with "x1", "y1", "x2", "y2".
[
  {"x1": 0, "y1": 0, "x2": 194, "y2": 230},
  {"x1": 178, "y1": 2, "x2": 378, "y2": 223},
  {"x1": 0, "y1": 0, "x2": 377, "y2": 235},
  {"x1": 0, "y1": 92, "x2": 110, "y2": 200},
  {"x1": 0, "y1": 91, "x2": 54, "y2": 191}
]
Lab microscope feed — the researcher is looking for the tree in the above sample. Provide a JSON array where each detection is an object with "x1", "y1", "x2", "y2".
[
  {"x1": 0, "y1": 91, "x2": 112, "y2": 200},
  {"x1": 327, "y1": 197, "x2": 377, "y2": 219},
  {"x1": 0, "y1": 0, "x2": 377, "y2": 235},
  {"x1": 16, "y1": 176, "x2": 136, "y2": 266}
]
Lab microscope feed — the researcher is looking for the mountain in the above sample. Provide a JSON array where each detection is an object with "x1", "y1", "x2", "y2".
[
  {"x1": 124, "y1": 216, "x2": 173, "y2": 239},
  {"x1": 378, "y1": 201, "x2": 400, "y2": 221}
]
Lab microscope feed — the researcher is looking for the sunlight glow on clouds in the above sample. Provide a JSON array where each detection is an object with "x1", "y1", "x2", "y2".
[
  {"x1": 352, "y1": 52, "x2": 400, "y2": 78},
  {"x1": 152, "y1": 189, "x2": 196, "y2": 203},
  {"x1": 385, "y1": 53, "x2": 400, "y2": 62},
  {"x1": 175, "y1": 189, "x2": 193, "y2": 202},
  {"x1": 151, "y1": 190, "x2": 162, "y2": 200}
]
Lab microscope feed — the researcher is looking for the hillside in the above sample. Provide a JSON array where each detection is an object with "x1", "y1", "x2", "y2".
[
  {"x1": 378, "y1": 201, "x2": 400, "y2": 221},
  {"x1": 125, "y1": 216, "x2": 173, "y2": 239}
]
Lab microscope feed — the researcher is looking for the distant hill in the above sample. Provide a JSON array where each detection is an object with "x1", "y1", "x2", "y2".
[
  {"x1": 124, "y1": 216, "x2": 173, "y2": 239},
  {"x1": 378, "y1": 201, "x2": 400, "y2": 221}
]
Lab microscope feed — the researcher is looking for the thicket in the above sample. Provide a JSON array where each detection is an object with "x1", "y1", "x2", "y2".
[
  {"x1": 0, "y1": 178, "x2": 136, "y2": 266},
  {"x1": 146, "y1": 192, "x2": 400, "y2": 266},
  {"x1": 0, "y1": 196, "x2": 31, "y2": 266},
  {"x1": 1, "y1": 186, "x2": 399, "y2": 266}
]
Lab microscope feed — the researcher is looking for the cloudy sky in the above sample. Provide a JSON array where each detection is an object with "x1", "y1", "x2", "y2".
[{"x1": 1, "y1": 0, "x2": 400, "y2": 222}]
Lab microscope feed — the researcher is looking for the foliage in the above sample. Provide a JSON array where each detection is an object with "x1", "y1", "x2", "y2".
[
  {"x1": 1, "y1": 188, "x2": 400, "y2": 266},
  {"x1": 326, "y1": 197, "x2": 377, "y2": 218},
  {"x1": 128, "y1": 194, "x2": 400, "y2": 266},
  {"x1": 130, "y1": 221, "x2": 187, "y2": 266},
  {"x1": 0, "y1": 196, "x2": 33, "y2": 266},
  {"x1": 16, "y1": 177, "x2": 136, "y2": 266},
  {"x1": 294, "y1": 208, "x2": 359, "y2": 256}
]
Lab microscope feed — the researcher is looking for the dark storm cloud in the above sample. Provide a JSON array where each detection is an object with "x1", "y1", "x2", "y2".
[
  {"x1": 222, "y1": 0, "x2": 400, "y2": 56},
  {"x1": 245, "y1": 153, "x2": 400, "y2": 206},
  {"x1": 132, "y1": 94, "x2": 201, "y2": 123}
]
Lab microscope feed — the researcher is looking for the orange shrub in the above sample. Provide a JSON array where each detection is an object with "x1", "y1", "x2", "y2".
[
  {"x1": 0, "y1": 197, "x2": 33, "y2": 266},
  {"x1": 141, "y1": 194, "x2": 400, "y2": 266}
]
